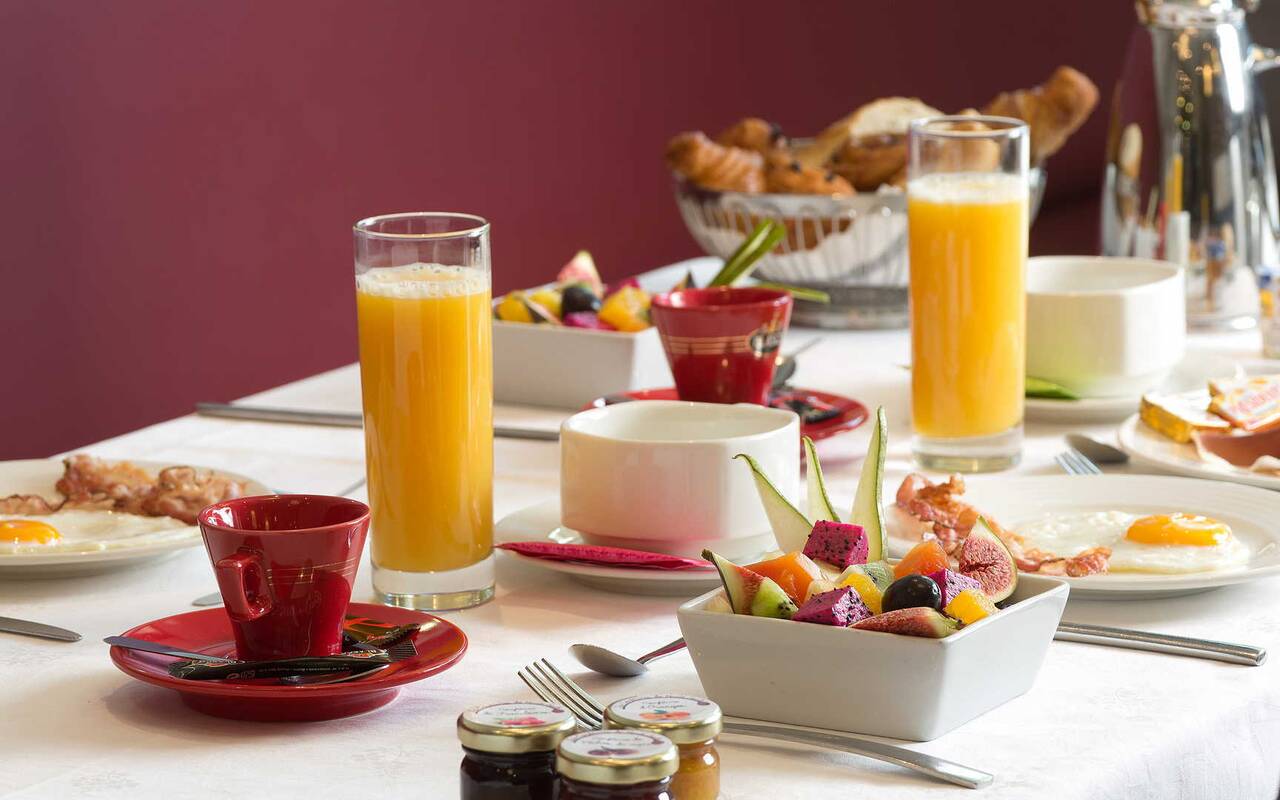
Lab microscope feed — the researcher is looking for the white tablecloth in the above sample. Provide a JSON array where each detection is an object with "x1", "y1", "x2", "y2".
[{"x1": 4, "y1": 327, "x2": 1280, "y2": 800}]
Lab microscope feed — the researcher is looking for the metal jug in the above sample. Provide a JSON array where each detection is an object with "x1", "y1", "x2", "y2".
[{"x1": 1102, "y1": 0, "x2": 1280, "y2": 329}]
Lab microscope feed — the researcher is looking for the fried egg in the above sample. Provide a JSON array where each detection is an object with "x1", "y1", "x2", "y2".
[
  {"x1": 0, "y1": 510, "x2": 195, "y2": 555},
  {"x1": 1014, "y1": 510, "x2": 1249, "y2": 574}
]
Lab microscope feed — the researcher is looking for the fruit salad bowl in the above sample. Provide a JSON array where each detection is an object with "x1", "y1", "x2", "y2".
[
  {"x1": 493, "y1": 321, "x2": 670, "y2": 408},
  {"x1": 492, "y1": 250, "x2": 674, "y2": 408},
  {"x1": 676, "y1": 572, "x2": 1068, "y2": 742}
]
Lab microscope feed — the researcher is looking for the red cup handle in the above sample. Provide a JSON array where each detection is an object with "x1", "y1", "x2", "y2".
[{"x1": 214, "y1": 552, "x2": 273, "y2": 622}]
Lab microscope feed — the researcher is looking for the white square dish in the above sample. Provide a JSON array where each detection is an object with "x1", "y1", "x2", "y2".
[
  {"x1": 492, "y1": 323, "x2": 671, "y2": 409},
  {"x1": 676, "y1": 573, "x2": 1069, "y2": 741}
]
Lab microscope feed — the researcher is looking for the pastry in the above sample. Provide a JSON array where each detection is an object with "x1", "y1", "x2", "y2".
[
  {"x1": 982, "y1": 66, "x2": 1100, "y2": 164},
  {"x1": 715, "y1": 117, "x2": 787, "y2": 155},
  {"x1": 665, "y1": 131, "x2": 765, "y2": 193},
  {"x1": 794, "y1": 97, "x2": 941, "y2": 170},
  {"x1": 830, "y1": 134, "x2": 906, "y2": 192},
  {"x1": 764, "y1": 158, "x2": 854, "y2": 196}
]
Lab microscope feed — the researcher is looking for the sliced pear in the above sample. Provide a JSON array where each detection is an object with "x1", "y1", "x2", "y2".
[
  {"x1": 803, "y1": 436, "x2": 840, "y2": 523},
  {"x1": 849, "y1": 406, "x2": 888, "y2": 562},
  {"x1": 734, "y1": 453, "x2": 811, "y2": 553}
]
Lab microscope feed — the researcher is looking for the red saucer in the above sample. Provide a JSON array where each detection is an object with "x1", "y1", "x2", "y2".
[
  {"x1": 583, "y1": 387, "x2": 869, "y2": 442},
  {"x1": 109, "y1": 602, "x2": 467, "y2": 722}
]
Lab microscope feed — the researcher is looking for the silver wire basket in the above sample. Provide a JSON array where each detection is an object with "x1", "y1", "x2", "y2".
[{"x1": 672, "y1": 168, "x2": 1045, "y2": 329}]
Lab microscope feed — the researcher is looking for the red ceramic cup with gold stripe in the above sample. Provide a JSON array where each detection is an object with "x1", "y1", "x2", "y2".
[
  {"x1": 650, "y1": 287, "x2": 792, "y2": 405},
  {"x1": 197, "y1": 495, "x2": 370, "y2": 660}
]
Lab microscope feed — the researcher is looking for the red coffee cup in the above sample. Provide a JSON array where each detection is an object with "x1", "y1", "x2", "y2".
[
  {"x1": 197, "y1": 495, "x2": 370, "y2": 660},
  {"x1": 650, "y1": 287, "x2": 792, "y2": 405}
]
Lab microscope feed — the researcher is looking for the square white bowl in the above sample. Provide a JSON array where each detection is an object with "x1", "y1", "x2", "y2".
[
  {"x1": 676, "y1": 573, "x2": 1069, "y2": 741},
  {"x1": 493, "y1": 322, "x2": 671, "y2": 409}
]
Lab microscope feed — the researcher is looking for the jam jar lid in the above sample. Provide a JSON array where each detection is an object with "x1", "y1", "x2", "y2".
[
  {"x1": 556, "y1": 730, "x2": 678, "y2": 785},
  {"x1": 457, "y1": 701, "x2": 577, "y2": 754},
  {"x1": 604, "y1": 695, "x2": 723, "y2": 744}
]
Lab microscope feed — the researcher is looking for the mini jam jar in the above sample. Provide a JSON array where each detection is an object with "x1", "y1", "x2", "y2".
[
  {"x1": 457, "y1": 701, "x2": 577, "y2": 800},
  {"x1": 603, "y1": 695, "x2": 722, "y2": 800},
  {"x1": 555, "y1": 729, "x2": 678, "y2": 800}
]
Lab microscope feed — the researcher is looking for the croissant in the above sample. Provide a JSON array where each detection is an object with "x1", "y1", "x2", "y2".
[
  {"x1": 764, "y1": 158, "x2": 854, "y2": 196},
  {"x1": 715, "y1": 117, "x2": 787, "y2": 155},
  {"x1": 665, "y1": 131, "x2": 765, "y2": 193},
  {"x1": 829, "y1": 134, "x2": 906, "y2": 192},
  {"x1": 983, "y1": 66, "x2": 1099, "y2": 164}
]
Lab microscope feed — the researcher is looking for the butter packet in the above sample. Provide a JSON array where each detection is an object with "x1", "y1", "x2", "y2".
[
  {"x1": 1140, "y1": 391, "x2": 1231, "y2": 443},
  {"x1": 1208, "y1": 374, "x2": 1280, "y2": 431}
]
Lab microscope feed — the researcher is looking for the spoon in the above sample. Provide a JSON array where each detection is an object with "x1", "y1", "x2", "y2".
[
  {"x1": 1065, "y1": 434, "x2": 1129, "y2": 465},
  {"x1": 570, "y1": 638, "x2": 688, "y2": 677},
  {"x1": 771, "y1": 337, "x2": 823, "y2": 389}
]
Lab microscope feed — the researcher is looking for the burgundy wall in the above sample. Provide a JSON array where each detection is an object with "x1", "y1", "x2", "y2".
[{"x1": 1, "y1": 1, "x2": 1132, "y2": 459}]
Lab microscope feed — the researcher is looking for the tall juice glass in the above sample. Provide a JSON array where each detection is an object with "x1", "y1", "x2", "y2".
[
  {"x1": 353, "y1": 212, "x2": 493, "y2": 609},
  {"x1": 907, "y1": 117, "x2": 1029, "y2": 471}
]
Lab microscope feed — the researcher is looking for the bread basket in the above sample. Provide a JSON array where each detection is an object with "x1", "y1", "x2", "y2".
[{"x1": 672, "y1": 167, "x2": 1045, "y2": 329}]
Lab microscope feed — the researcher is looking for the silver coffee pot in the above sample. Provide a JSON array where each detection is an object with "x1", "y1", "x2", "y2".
[{"x1": 1102, "y1": 0, "x2": 1280, "y2": 329}]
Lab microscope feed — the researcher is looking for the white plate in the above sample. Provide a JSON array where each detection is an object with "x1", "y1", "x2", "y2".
[
  {"x1": 1117, "y1": 415, "x2": 1280, "y2": 492},
  {"x1": 1025, "y1": 393, "x2": 1140, "y2": 423},
  {"x1": 494, "y1": 499, "x2": 723, "y2": 597},
  {"x1": 887, "y1": 474, "x2": 1280, "y2": 598},
  {"x1": 0, "y1": 459, "x2": 271, "y2": 577},
  {"x1": 1024, "y1": 353, "x2": 1280, "y2": 425}
]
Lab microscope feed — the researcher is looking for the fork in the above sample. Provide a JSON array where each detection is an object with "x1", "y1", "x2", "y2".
[
  {"x1": 518, "y1": 658, "x2": 993, "y2": 790},
  {"x1": 1055, "y1": 447, "x2": 1103, "y2": 475}
]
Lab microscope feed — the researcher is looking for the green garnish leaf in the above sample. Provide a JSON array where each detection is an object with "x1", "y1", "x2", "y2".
[
  {"x1": 754, "y1": 281, "x2": 830, "y2": 303},
  {"x1": 708, "y1": 220, "x2": 785, "y2": 287},
  {"x1": 1025, "y1": 376, "x2": 1080, "y2": 400}
]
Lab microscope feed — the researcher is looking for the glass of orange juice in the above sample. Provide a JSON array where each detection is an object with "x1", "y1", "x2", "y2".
[
  {"x1": 907, "y1": 117, "x2": 1029, "y2": 471},
  {"x1": 353, "y1": 213, "x2": 493, "y2": 609}
]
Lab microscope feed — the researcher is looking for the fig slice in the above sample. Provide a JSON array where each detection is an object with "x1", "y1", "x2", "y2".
[{"x1": 957, "y1": 517, "x2": 1018, "y2": 603}]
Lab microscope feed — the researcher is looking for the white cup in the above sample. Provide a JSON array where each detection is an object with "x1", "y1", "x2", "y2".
[
  {"x1": 560, "y1": 400, "x2": 799, "y2": 559},
  {"x1": 1027, "y1": 256, "x2": 1186, "y2": 399}
]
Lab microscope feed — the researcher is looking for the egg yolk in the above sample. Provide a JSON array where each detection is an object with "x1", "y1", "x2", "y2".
[
  {"x1": 1125, "y1": 514, "x2": 1230, "y2": 547},
  {"x1": 1, "y1": 519, "x2": 62, "y2": 545}
]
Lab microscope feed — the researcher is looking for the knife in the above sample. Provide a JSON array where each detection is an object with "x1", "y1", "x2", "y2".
[
  {"x1": 104, "y1": 636, "x2": 238, "y2": 663},
  {"x1": 0, "y1": 616, "x2": 82, "y2": 642},
  {"x1": 195, "y1": 402, "x2": 560, "y2": 442}
]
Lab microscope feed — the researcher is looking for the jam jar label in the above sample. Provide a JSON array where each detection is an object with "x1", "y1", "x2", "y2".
[
  {"x1": 464, "y1": 701, "x2": 572, "y2": 729},
  {"x1": 561, "y1": 730, "x2": 671, "y2": 760},
  {"x1": 610, "y1": 695, "x2": 717, "y2": 725}
]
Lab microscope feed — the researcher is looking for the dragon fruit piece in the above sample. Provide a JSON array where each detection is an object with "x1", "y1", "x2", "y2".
[
  {"x1": 563, "y1": 311, "x2": 616, "y2": 330},
  {"x1": 792, "y1": 587, "x2": 872, "y2": 627},
  {"x1": 802, "y1": 521, "x2": 869, "y2": 569},
  {"x1": 926, "y1": 569, "x2": 983, "y2": 608}
]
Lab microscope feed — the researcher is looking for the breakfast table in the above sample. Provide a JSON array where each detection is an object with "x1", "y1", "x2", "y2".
[{"x1": 3, "y1": 321, "x2": 1279, "y2": 800}]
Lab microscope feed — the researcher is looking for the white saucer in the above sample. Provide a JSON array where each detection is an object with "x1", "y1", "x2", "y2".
[
  {"x1": 1025, "y1": 393, "x2": 1140, "y2": 423},
  {"x1": 0, "y1": 458, "x2": 271, "y2": 577},
  {"x1": 887, "y1": 474, "x2": 1280, "y2": 598},
  {"x1": 1117, "y1": 415, "x2": 1280, "y2": 492},
  {"x1": 495, "y1": 499, "x2": 724, "y2": 597},
  {"x1": 1024, "y1": 353, "x2": 1280, "y2": 425}
]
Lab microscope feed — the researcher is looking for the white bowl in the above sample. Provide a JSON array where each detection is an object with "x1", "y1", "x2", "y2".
[
  {"x1": 493, "y1": 322, "x2": 671, "y2": 409},
  {"x1": 1027, "y1": 256, "x2": 1185, "y2": 399},
  {"x1": 560, "y1": 401, "x2": 799, "y2": 559},
  {"x1": 677, "y1": 573, "x2": 1069, "y2": 741}
]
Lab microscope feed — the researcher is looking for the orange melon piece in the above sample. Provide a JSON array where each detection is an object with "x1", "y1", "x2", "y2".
[
  {"x1": 893, "y1": 539, "x2": 950, "y2": 580},
  {"x1": 747, "y1": 551, "x2": 822, "y2": 603}
]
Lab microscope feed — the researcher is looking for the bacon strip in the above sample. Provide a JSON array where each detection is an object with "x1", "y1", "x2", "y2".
[{"x1": 894, "y1": 473, "x2": 1112, "y2": 576}]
